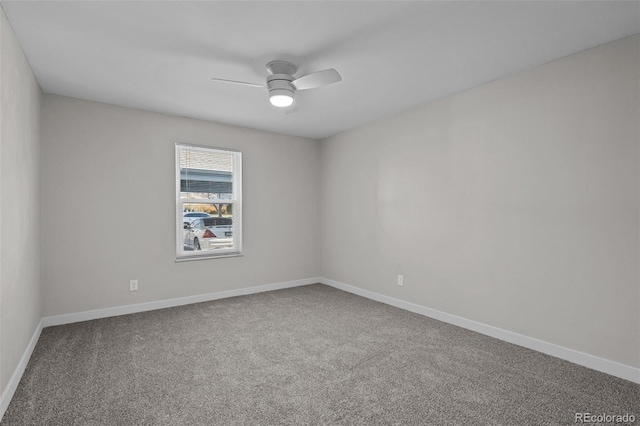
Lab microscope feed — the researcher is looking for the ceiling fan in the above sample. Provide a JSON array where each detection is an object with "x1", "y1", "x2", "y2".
[{"x1": 211, "y1": 60, "x2": 342, "y2": 112}]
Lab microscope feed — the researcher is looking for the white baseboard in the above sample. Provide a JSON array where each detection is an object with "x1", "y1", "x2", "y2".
[
  {"x1": 43, "y1": 277, "x2": 320, "y2": 327},
  {"x1": 0, "y1": 319, "x2": 43, "y2": 421},
  {"x1": 320, "y1": 277, "x2": 640, "y2": 384}
]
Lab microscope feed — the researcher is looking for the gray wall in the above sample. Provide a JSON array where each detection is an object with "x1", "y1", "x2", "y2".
[
  {"x1": 319, "y1": 35, "x2": 640, "y2": 369},
  {"x1": 0, "y1": 8, "x2": 42, "y2": 394},
  {"x1": 42, "y1": 95, "x2": 319, "y2": 317}
]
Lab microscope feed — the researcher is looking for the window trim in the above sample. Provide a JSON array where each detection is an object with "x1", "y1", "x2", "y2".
[{"x1": 175, "y1": 143, "x2": 243, "y2": 261}]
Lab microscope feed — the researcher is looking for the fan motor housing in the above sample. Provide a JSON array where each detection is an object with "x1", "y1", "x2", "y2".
[
  {"x1": 266, "y1": 60, "x2": 297, "y2": 98},
  {"x1": 267, "y1": 74, "x2": 294, "y2": 91},
  {"x1": 267, "y1": 74, "x2": 295, "y2": 103}
]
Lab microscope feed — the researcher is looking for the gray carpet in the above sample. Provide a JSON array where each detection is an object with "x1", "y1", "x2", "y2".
[{"x1": 2, "y1": 284, "x2": 638, "y2": 425}]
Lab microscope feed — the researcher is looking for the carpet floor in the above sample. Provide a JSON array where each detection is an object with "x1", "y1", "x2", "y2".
[{"x1": 2, "y1": 284, "x2": 638, "y2": 425}]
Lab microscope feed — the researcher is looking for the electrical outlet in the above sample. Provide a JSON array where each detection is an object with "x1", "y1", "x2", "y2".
[
  {"x1": 397, "y1": 275, "x2": 404, "y2": 286},
  {"x1": 129, "y1": 279, "x2": 138, "y2": 292}
]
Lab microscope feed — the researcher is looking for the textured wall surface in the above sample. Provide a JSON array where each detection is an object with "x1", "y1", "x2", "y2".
[
  {"x1": 42, "y1": 94, "x2": 319, "y2": 317},
  {"x1": 320, "y1": 35, "x2": 640, "y2": 368},
  {"x1": 0, "y1": 8, "x2": 42, "y2": 394}
]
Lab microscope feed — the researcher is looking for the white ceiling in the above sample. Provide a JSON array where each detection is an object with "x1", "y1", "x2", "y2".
[{"x1": 2, "y1": 1, "x2": 639, "y2": 140}]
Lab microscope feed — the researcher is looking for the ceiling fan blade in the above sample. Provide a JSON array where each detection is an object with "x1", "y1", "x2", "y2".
[
  {"x1": 291, "y1": 68, "x2": 341, "y2": 91},
  {"x1": 210, "y1": 77, "x2": 265, "y2": 88},
  {"x1": 283, "y1": 103, "x2": 299, "y2": 115}
]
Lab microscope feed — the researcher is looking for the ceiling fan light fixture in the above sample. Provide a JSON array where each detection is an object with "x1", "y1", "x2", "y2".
[
  {"x1": 211, "y1": 60, "x2": 341, "y2": 113},
  {"x1": 269, "y1": 89, "x2": 294, "y2": 107}
]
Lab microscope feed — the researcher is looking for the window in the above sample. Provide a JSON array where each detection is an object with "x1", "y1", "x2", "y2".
[{"x1": 176, "y1": 143, "x2": 242, "y2": 260}]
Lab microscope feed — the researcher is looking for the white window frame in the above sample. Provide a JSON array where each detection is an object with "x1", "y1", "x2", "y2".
[{"x1": 175, "y1": 143, "x2": 243, "y2": 261}]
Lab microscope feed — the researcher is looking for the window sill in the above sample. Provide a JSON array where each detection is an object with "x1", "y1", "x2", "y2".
[{"x1": 176, "y1": 252, "x2": 243, "y2": 262}]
